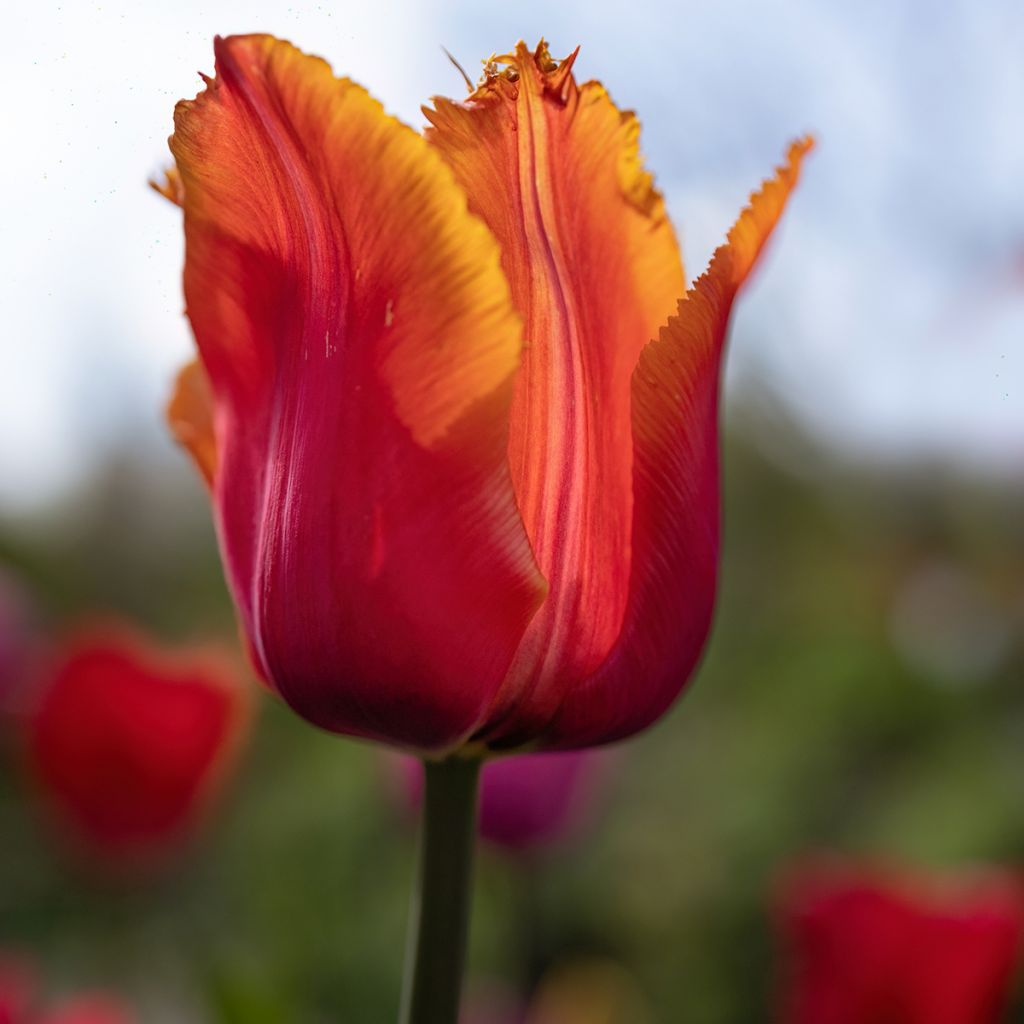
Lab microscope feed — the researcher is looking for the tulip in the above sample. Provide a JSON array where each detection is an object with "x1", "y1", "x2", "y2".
[
  {"x1": 160, "y1": 33, "x2": 808, "y2": 1022},
  {"x1": 24, "y1": 624, "x2": 249, "y2": 869},
  {"x1": 163, "y1": 34, "x2": 809, "y2": 756},
  {"x1": 775, "y1": 860, "x2": 1024, "y2": 1024}
]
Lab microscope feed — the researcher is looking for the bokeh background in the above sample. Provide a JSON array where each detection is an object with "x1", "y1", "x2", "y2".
[{"x1": 2, "y1": 0, "x2": 1023, "y2": 1020}]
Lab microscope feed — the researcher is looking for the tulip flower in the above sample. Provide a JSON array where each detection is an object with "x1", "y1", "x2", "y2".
[
  {"x1": 163, "y1": 34, "x2": 809, "y2": 756},
  {"x1": 775, "y1": 860, "x2": 1024, "y2": 1024},
  {"x1": 24, "y1": 624, "x2": 249, "y2": 868},
  {"x1": 160, "y1": 33, "x2": 808, "y2": 1022}
]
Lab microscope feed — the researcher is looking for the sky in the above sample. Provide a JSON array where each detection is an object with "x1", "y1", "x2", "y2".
[{"x1": 2, "y1": 0, "x2": 1022, "y2": 511}]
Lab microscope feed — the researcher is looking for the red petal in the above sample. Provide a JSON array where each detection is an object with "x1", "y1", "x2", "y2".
[
  {"x1": 426, "y1": 42, "x2": 685, "y2": 741},
  {"x1": 540, "y1": 139, "x2": 813, "y2": 747},
  {"x1": 169, "y1": 35, "x2": 544, "y2": 751}
]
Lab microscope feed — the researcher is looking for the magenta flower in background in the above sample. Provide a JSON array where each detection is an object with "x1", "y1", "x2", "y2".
[
  {"x1": 0, "y1": 954, "x2": 135, "y2": 1024},
  {"x1": 775, "y1": 859, "x2": 1024, "y2": 1024},
  {"x1": 394, "y1": 751, "x2": 607, "y2": 854}
]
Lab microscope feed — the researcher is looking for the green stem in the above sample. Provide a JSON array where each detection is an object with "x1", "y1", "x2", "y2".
[{"x1": 399, "y1": 755, "x2": 482, "y2": 1024}]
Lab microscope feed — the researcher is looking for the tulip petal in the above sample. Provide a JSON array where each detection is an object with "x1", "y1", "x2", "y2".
[
  {"x1": 167, "y1": 359, "x2": 216, "y2": 488},
  {"x1": 426, "y1": 43, "x2": 686, "y2": 740},
  {"x1": 169, "y1": 35, "x2": 544, "y2": 751},
  {"x1": 541, "y1": 138, "x2": 813, "y2": 747}
]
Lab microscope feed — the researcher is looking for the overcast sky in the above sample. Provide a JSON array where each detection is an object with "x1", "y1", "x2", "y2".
[{"x1": 2, "y1": 0, "x2": 1022, "y2": 511}]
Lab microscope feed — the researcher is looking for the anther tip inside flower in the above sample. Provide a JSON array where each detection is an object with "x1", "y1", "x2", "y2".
[{"x1": 473, "y1": 40, "x2": 580, "y2": 101}]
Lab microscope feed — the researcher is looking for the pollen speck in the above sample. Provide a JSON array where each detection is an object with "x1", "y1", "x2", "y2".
[{"x1": 384, "y1": 299, "x2": 394, "y2": 327}]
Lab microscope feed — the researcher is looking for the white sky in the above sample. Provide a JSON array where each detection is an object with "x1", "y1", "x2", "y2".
[{"x1": 2, "y1": 0, "x2": 1022, "y2": 511}]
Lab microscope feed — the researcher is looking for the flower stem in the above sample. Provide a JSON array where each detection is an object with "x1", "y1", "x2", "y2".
[{"x1": 399, "y1": 755, "x2": 481, "y2": 1024}]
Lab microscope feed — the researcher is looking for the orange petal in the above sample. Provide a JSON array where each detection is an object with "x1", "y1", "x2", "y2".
[
  {"x1": 166, "y1": 359, "x2": 216, "y2": 487},
  {"x1": 149, "y1": 165, "x2": 184, "y2": 206},
  {"x1": 542, "y1": 138, "x2": 813, "y2": 747},
  {"x1": 169, "y1": 35, "x2": 544, "y2": 751},
  {"x1": 426, "y1": 42, "x2": 686, "y2": 740}
]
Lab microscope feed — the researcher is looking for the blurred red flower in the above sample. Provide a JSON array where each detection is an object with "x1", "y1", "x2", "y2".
[
  {"x1": 23, "y1": 623, "x2": 250, "y2": 868},
  {"x1": 775, "y1": 860, "x2": 1024, "y2": 1024},
  {"x1": 395, "y1": 750, "x2": 607, "y2": 855},
  {"x1": 0, "y1": 955, "x2": 35, "y2": 1024},
  {"x1": 34, "y1": 996, "x2": 135, "y2": 1024},
  {"x1": 162, "y1": 34, "x2": 809, "y2": 756}
]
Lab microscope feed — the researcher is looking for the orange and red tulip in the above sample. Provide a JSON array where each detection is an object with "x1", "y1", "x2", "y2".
[
  {"x1": 163, "y1": 35, "x2": 810, "y2": 755},
  {"x1": 24, "y1": 623, "x2": 249, "y2": 866}
]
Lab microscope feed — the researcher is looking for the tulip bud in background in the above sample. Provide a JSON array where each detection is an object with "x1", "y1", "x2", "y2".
[
  {"x1": 23, "y1": 624, "x2": 250, "y2": 870},
  {"x1": 393, "y1": 751, "x2": 608, "y2": 855},
  {"x1": 774, "y1": 860, "x2": 1024, "y2": 1024}
]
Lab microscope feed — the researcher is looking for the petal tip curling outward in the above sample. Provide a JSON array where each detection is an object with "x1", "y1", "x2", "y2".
[
  {"x1": 536, "y1": 138, "x2": 813, "y2": 750},
  {"x1": 168, "y1": 34, "x2": 544, "y2": 753},
  {"x1": 706, "y1": 135, "x2": 814, "y2": 292},
  {"x1": 149, "y1": 165, "x2": 184, "y2": 207}
]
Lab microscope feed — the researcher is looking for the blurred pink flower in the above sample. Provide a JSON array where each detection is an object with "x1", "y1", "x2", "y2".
[
  {"x1": 775, "y1": 859, "x2": 1024, "y2": 1024},
  {"x1": 393, "y1": 751, "x2": 608, "y2": 854},
  {"x1": 35, "y1": 995, "x2": 136, "y2": 1024},
  {"x1": 0, "y1": 954, "x2": 135, "y2": 1024},
  {"x1": 0, "y1": 955, "x2": 36, "y2": 1024}
]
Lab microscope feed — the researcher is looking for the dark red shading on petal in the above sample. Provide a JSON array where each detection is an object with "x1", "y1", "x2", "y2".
[
  {"x1": 426, "y1": 42, "x2": 685, "y2": 743},
  {"x1": 24, "y1": 623, "x2": 249, "y2": 866},
  {"x1": 169, "y1": 35, "x2": 545, "y2": 752},
  {"x1": 538, "y1": 138, "x2": 813, "y2": 748},
  {"x1": 775, "y1": 860, "x2": 1024, "y2": 1024}
]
